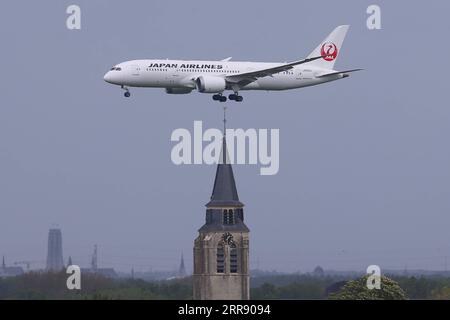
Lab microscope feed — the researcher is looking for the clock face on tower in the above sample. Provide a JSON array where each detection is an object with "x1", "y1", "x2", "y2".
[{"x1": 221, "y1": 232, "x2": 235, "y2": 246}]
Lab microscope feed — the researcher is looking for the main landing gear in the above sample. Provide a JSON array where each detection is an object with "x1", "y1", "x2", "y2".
[
  {"x1": 228, "y1": 93, "x2": 243, "y2": 102},
  {"x1": 212, "y1": 92, "x2": 244, "y2": 102},
  {"x1": 121, "y1": 85, "x2": 131, "y2": 98},
  {"x1": 212, "y1": 94, "x2": 227, "y2": 102}
]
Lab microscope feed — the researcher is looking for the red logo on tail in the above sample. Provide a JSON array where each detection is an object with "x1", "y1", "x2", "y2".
[{"x1": 320, "y1": 42, "x2": 338, "y2": 61}]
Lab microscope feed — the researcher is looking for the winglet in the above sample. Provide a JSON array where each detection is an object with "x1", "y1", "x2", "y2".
[{"x1": 221, "y1": 57, "x2": 232, "y2": 62}]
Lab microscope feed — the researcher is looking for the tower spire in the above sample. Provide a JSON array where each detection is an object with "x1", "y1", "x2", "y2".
[
  {"x1": 91, "y1": 245, "x2": 98, "y2": 271},
  {"x1": 2, "y1": 255, "x2": 5, "y2": 269},
  {"x1": 205, "y1": 109, "x2": 243, "y2": 208},
  {"x1": 178, "y1": 252, "x2": 186, "y2": 278}
]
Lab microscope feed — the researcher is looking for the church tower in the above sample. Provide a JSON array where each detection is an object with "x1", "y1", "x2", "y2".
[{"x1": 193, "y1": 126, "x2": 250, "y2": 300}]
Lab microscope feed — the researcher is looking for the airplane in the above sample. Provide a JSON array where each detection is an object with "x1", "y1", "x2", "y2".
[{"x1": 103, "y1": 25, "x2": 361, "y2": 102}]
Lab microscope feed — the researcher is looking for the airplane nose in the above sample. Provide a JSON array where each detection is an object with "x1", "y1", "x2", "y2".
[{"x1": 103, "y1": 72, "x2": 112, "y2": 83}]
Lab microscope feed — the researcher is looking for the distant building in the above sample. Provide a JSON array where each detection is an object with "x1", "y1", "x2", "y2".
[
  {"x1": 80, "y1": 266, "x2": 117, "y2": 278},
  {"x1": 79, "y1": 245, "x2": 117, "y2": 278},
  {"x1": 85, "y1": 267, "x2": 118, "y2": 278},
  {"x1": 46, "y1": 228, "x2": 64, "y2": 271},
  {"x1": 178, "y1": 253, "x2": 187, "y2": 278},
  {"x1": 193, "y1": 134, "x2": 250, "y2": 300},
  {"x1": 0, "y1": 256, "x2": 24, "y2": 278},
  {"x1": 91, "y1": 244, "x2": 98, "y2": 272}
]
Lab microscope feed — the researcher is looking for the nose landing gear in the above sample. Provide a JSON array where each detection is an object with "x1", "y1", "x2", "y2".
[{"x1": 121, "y1": 85, "x2": 131, "y2": 98}]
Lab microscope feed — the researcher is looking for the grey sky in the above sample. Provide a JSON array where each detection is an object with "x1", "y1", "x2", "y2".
[{"x1": 1, "y1": 1, "x2": 449, "y2": 273}]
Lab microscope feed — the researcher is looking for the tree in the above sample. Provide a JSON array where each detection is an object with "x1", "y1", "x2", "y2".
[
  {"x1": 313, "y1": 266, "x2": 325, "y2": 277},
  {"x1": 329, "y1": 275, "x2": 407, "y2": 300},
  {"x1": 251, "y1": 283, "x2": 278, "y2": 299},
  {"x1": 432, "y1": 286, "x2": 450, "y2": 300}
]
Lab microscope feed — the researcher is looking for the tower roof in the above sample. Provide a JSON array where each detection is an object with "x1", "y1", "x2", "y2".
[{"x1": 206, "y1": 136, "x2": 243, "y2": 208}]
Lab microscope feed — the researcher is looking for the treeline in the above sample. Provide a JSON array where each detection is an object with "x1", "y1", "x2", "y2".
[
  {"x1": 1, "y1": 272, "x2": 450, "y2": 299},
  {"x1": 251, "y1": 274, "x2": 450, "y2": 299},
  {"x1": 394, "y1": 275, "x2": 450, "y2": 299},
  {"x1": 0, "y1": 271, "x2": 191, "y2": 300}
]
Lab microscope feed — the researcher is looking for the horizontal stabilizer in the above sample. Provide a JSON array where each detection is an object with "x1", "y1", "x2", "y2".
[{"x1": 317, "y1": 69, "x2": 363, "y2": 78}]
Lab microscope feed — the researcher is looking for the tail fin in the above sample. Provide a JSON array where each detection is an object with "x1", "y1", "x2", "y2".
[{"x1": 306, "y1": 25, "x2": 349, "y2": 70}]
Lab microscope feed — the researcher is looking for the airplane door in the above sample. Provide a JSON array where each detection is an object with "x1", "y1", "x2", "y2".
[
  {"x1": 164, "y1": 64, "x2": 181, "y2": 86},
  {"x1": 166, "y1": 67, "x2": 177, "y2": 85},
  {"x1": 131, "y1": 65, "x2": 140, "y2": 76}
]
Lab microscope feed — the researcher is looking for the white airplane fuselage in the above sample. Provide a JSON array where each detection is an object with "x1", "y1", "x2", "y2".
[{"x1": 103, "y1": 59, "x2": 343, "y2": 91}]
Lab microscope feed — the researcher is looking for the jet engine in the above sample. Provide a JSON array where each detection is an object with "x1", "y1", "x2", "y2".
[
  {"x1": 165, "y1": 88, "x2": 193, "y2": 94},
  {"x1": 195, "y1": 76, "x2": 226, "y2": 93}
]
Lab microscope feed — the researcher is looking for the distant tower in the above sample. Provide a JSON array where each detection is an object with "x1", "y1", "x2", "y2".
[
  {"x1": 91, "y1": 245, "x2": 98, "y2": 272},
  {"x1": 67, "y1": 256, "x2": 73, "y2": 267},
  {"x1": 178, "y1": 253, "x2": 187, "y2": 278},
  {"x1": 46, "y1": 228, "x2": 64, "y2": 271},
  {"x1": 193, "y1": 113, "x2": 250, "y2": 300},
  {"x1": 313, "y1": 266, "x2": 325, "y2": 277},
  {"x1": 2, "y1": 255, "x2": 5, "y2": 270}
]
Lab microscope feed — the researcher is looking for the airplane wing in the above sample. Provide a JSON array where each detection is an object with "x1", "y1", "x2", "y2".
[
  {"x1": 316, "y1": 69, "x2": 363, "y2": 78},
  {"x1": 225, "y1": 56, "x2": 324, "y2": 87}
]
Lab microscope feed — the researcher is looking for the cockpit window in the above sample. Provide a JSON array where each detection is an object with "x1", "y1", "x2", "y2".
[
  {"x1": 115, "y1": 67, "x2": 121, "y2": 71},
  {"x1": 110, "y1": 67, "x2": 116, "y2": 71}
]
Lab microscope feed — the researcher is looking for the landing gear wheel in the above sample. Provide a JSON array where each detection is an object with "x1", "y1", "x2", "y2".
[
  {"x1": 213, "y1": 94, "x2": 227, "y2": 102},
  {"x1": 121, "y1": 85, "x2": 131, "y2": 98},
  {"x1": 229, "y1": 92, "x2": 243, "y2": 102}
]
